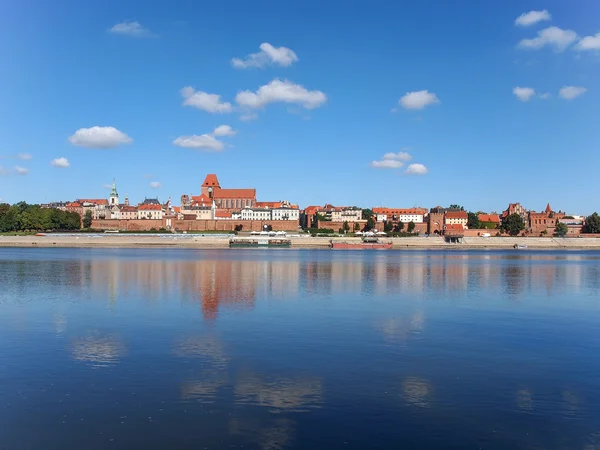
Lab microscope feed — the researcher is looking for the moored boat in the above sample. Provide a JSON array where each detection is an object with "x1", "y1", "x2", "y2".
[
  {"x1": 513, "y1": 244, "x2": 528, "y2": 249},
  {"x1": 229, "y1": 237, "x2": 291, "y2": 248}
]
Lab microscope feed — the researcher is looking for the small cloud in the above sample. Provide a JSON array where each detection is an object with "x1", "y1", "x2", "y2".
[
  {"x1": 513, "y1": 86, "x2": 536, "y2": 102},
  {"x1": 212, "y1": 125, "x2": 237, "y2": 137},
  {"x1": 51, "y1": 157, "x2": 70, "y2": 168},
  {"x1": 518, "y1": 26, "x2": 578, "y2": 52},
  {"x1": 69, "y1": 126, "x2": 132, "y2": 148},
  {"x1": 399, "y1": 90, "x2": 440, "y2": 110},
  {"x1": 370, "y1": 159, "x2": 404, "y2": 169},
  {"x1": 240, "y1": 112, "x2": 258, "y2": 121},
  {"x1": 559, "y1": 86, "x2": 587, "y2": 100},
  {"x1": 236, "y1": 79, "x2": 327, "y2": 110},
  {"x1": 172, "y1": 134, "x2": 224, "y2": 151},
  {"x1": 109, "y1": 21, "x2": 155, "y2": 38},
  {"x1": 575, "y1": 32, "x2": 600, "y2": 51},
  {"x1": 17, "y1": 153, "x2": 32, "y2": 160},
  {"x1": 15, "y1": 166, "x2": 28, "y2": 175},
  {"x1": 232, "y1": 43, "x2": 298, "y2": 69},
  {"x1": 515, "y1": 10, "x2": 551, "y2": 27},
  {"x1": 405, "y1": 164, "x2": 429, "y2": 175},
  {"x1": 539, "y1": 92, "x2": 551, "y2": 99},
  {"x1": 383, "y1": 151, "x2": 412, "y2": 162},
  {"x1": 180, "y1": 87, "x2": 233, "y2": 113},
  {"x1": 149, "y1": 181, "x2": 161, "y2": 189}
]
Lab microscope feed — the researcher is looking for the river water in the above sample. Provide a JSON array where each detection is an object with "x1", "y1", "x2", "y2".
[{"x1": 1, "y1": 248, "x2": 600, "y2": 449}]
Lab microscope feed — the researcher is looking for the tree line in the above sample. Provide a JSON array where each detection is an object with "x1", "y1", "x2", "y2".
[{"x1": 0, "y1": 202, "x2": 81, "y2": 232}]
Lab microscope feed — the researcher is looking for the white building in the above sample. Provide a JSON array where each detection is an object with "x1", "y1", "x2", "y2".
[
  {"x1": 239, "y1": 206, "x2": 300, "y2": 221},
  {"x1": 330, "y1": 208, "x2": 362, "y2": 222}
]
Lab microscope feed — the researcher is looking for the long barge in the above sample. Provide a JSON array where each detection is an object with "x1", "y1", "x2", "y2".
[{"x1": 229, "y1": 237, "x2": 292, "y2": 248}]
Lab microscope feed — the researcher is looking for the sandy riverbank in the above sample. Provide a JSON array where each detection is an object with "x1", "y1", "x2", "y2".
[{"x1": 1, "y1": 234, "x2": 600, "y2": 250}]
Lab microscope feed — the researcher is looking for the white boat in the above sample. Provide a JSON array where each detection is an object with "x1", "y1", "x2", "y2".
[{"x1": 513, "y1": 244, "x2": 528, "y2": 249}]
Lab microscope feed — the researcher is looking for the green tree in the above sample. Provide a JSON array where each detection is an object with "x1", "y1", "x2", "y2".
[
  {"x1": 502, "y1": 213, "x2": 525, "y2": 236},
  {"x1": 366, "y1": 217, "x2": 375, "y2": 230},
  {"x1": 554, "y1": 222, "x2": 568, "y2": 237},
  {"x1": 383, "y1": 221, "x2": 393, "y2": 232},
  {"x1": 449, "y1": 204, "x2": 465, "y2": 211},
  {"x1": 343, "y1": 221, "x2": 350, "y2": 232},
  {"x1": 467, "y1": 212, "x2": 480, "y2": 229},
  {"x1": 82, "y1": 210, "x2": 93, "y2": 229},
  {"x1": 584, "y1": 212, "x2": 600, "y2": 234},
  {"x1": 353, "y1": 222, "x2": 360, "y2": 231},
  {"x1": 407, "y1": 221, "x2": 416, "y2": 233}
]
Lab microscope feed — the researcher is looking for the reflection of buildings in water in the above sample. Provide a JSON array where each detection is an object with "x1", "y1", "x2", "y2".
[
  {"x1": 180, "y1": 371, "x2": 229, "y2": 402},
  {"x1": 173, "y1": 335, "x2": 229, "y2": 368},
  {"x1": 402, "y1": 377, "x2": 433, "y2": 408},
  {"x1": 71, "y1": 332, "x2": 125, "y2": 366},
  {"x1": 561, "y1": 390, "x2": 580, "y2": 417},
  {"x1": 378, "y1": 310, "x2": 425, "y2": 343},
  {"x1": 235, "y1": 372, "x2": 323, "y2": 412},
  {"x1": 229, "y1": 417, "x2": 294, "y2": 450},
  {"x1": 516, "y1": 387, "x2": 533, "y2": 412},
  {"x1": 53, "y1": 312, "x2": 67, "y2": 334}
]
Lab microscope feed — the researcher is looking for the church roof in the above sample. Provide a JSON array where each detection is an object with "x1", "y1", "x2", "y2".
[
  {"x1": 214, "y1": 188, "x2": 256, "y2": 199},
  {"x1": 202, "y1": 174, "x2": 220, "y2": 187},
  {"x1": 545, "y1": 203, "x2": 552, "y2": 213}
]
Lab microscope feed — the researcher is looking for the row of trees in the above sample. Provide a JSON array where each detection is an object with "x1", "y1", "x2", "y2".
[
  {"x1": 0, "y1": 202, "x2": 82, "y2": 232},
  {"x1": 501, "y1": 212, "x2": 600, "y2": 236}
]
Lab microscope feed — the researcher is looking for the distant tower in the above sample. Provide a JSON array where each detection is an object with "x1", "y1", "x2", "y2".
[
  {"x1": 109, "y1": 179, "x2": 119, "y2": 206},
  {"x1": 125, "y1": 194, "x2": 129, "y2": 206}
]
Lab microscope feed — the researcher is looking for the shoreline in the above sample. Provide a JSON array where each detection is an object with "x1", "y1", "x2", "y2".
[{"x1": 1, "y1": 235, "x2": 600, "y2": 250}]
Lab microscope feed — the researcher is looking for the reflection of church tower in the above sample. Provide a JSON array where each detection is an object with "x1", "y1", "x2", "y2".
[{"x1": 110, "y1": 179, "x2": 119, "y2": 206}]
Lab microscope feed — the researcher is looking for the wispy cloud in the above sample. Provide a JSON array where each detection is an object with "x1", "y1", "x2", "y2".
[
  {"x1": 236, "y1": 79, "x2": 327, "y2": 110},
  {"x1": 518, "y1": 26, "x2": 578, "y2": 52},
  {"x1": 559, "y1": 86, "x2": 587, "y2": 100},
  {"x1": 232, "y1": 43, "x2": 298, "y2": 69},
  {"x1": 17, "y1": 153, "x2": 32, "y2": 160},
  {"x1": 513, "y1": 86, "x2": 536, "y2": 102},
  {"x1": 51, "y1": 157, "x2": 70, "y2": 168},
  {"x1": 405, "y1": 164, "x2": 429, "y2": 175},
  {"x1": 15, "y1": 166, "x2": 29, "y2": 175},
  {"x1": 109, "y1": 21, "x2": 156, "y2": 38},
  {"x1": 515, "y1": 10, "x2": 551, "y2": 27},
  {"x1": 371, "y1": 151, "x2": 413, "y2": 169},
  {"x1": 575, "y1": 32, "x2": 600, "y2": 51},
  {"x1": 149, "y1": 181, "x2": 161, "y2": 189},
  {"x1": 69, "y1": 126, "x2": 132, "y2": 149},
  {"x1": 180, "y1": 87, "x2": 233, "y2": 113},
  {"x1": 399, "y1": 90, "x2": 440, "y2": 110}
]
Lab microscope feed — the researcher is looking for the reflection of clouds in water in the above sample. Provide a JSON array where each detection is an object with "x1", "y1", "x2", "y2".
[
  {"x1": 235, "y1": 373, "x2": 322, "y2": 412},
  {"x1": 402, "y1": 377, "x2": 433, "y2": 408},
  {"x1": 378, "y1": 310, "x2": 424, "y2": 343},
  {"x1": 562, "y1": 390, "x2": 580, "y2": 416},
  {"x1": 71, "y1": 332, "x2": 125, "y2": 367},
  {"x1": 516, "y1": 388, "x2": 533, "y2": 412},
  {"x1": 181, "y1": 371, "x2": 229, "y2": 402},
  {"x1": 173, "y1": 335, "x2": 229, "y2": 369},
  {"x1": 229, "y1": 417, "x2": 294, "y2": 450},
  {"x1": 53, "y1": 312, "x2": 67, "y2": 334}
]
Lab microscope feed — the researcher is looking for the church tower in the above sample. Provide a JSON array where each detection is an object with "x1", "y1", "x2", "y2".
[{"x1": 109, "y1": 179, "x2": 119, "y2": 206}]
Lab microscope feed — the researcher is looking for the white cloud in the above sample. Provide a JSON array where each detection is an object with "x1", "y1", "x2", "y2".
[
  {"x1": 399, "y1": 90, "x2": 440, "y2": 110},
  {"x1": 232, "y1": 43, "x2": 299, "y2": 69},
  {"x1": 18, "y1": 153, "x2": 32, "y2": 160},
  {"x1": 149, "y1": 181, "x2": 161, "y2": 189},
  {"x1": 518, "y1": 26, "x2": 578, "y2": 52},
  {"x1": 405, "y1": 164, "x2": 429, "y2": 175},
  {"x1": 239, "y1": 112, "x2": 258, "y2": 121},
  {"x1": 370, "y1": 159, "x2": 405, "y2": 169},
  {"x1": 515, "y1": 10, "x2": 551, "y2": 27},
  {"x1": 180, "y1": 87, "x2": 233, "y2": 113},
  {"x1": 15, "y1": 166, "x2": 28, "y2": 175},
  {"x1": 172, "y1": 134, "x2": 224, "y2": 151},
  {"x1": 383, "y1": 151, "x2": 412, "y2": 162},
  {"x1": 513, "y1": 86, "x2": 536, "y2": 101},
  {"x1": 236, "y1": 79, "x2": 327, "y2": 110},
  {"x1": 559, "y1": 86, "x2": 587, "y2": 100},
  {"x1": 539, "y1": 92, "x2": 551, "y2": 99},
  {"x1": 69, "y1": 126, "x2": 132, "y2": 148},
  {"x1": 109, "y1": 21, "x2": 155, "y2": 38},
  {"x1": 575, "y1": 32, "x2": 600, "y2": 51},
  {"x1": 52, "y1": 157, "x2": 70, "y2": 168},
  {"x1": 212, "y1": 125, "x2": 237, "y2": 137}
]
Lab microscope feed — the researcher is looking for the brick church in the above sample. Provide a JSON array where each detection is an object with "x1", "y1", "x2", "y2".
[{"x1": 181, "y1": 174, "x2": 257, "y2": 212}]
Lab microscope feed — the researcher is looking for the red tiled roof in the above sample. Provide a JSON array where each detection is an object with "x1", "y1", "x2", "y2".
[
  {"x1": 66, "y1": 202, "x2": 82, "y2": 208},
  {"x1": 120, "y1": 206, "x2": 138, "y2": 212},
  {"x1": 77, "y1": 198, "x2": 109, "y2": 206},
  {"x1": 191, "y1": 194, "x2": 211, "y2": 205},
  {"x1": 445, "y1": 224, "x2": 464, "y2": 230},
  {"x1": 173, "y1": 206, "x2": 181, "y2": 213},
  {"x1": 215, "y1": 211, "x2": 232, "y2": 218},
  {"x1": 445, "y1": 211, "x2": 468, "y2": 219},
  {"x1": 478, "y1": 214, "x2": 500, "y2": 223},
  {"x1": 202, "y1": 174, "x2": 220, "y2": 187},
  {"x1": 373, "y1": 207, "x2": 427, "y2": 215},
  {"x1": 138, "y1": 204, "x2": 162, "y2": 211},
  {"x1": 214, "y1": 188, "x2": 256, "y2": 199},
  {"x1": 304, "y1": 206, "x2": 320, "y2": 215},
  {"x1": 256, "y1": 201, "x2": 282, "y2": 208}
]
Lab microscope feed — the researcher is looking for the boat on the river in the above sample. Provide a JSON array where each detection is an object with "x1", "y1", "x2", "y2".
[
  {"x1": 513, "y1": 244, "x2": 528, "y2": 249},
  {"x1": 229, "y1": 237, "x2": 291, "y2": 248},
  {"x1": 330, "y1": 236, "x2": 393, "y2": 250}
]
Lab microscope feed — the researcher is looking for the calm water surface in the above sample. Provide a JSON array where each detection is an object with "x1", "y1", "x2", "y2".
[{"x1": 1, "y1": 248, "x2": 600, "y2": 449}]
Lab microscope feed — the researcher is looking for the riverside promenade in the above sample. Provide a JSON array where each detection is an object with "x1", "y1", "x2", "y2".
[{"x1": 1, "y1": 234, "x2": 600, "y2": 250}]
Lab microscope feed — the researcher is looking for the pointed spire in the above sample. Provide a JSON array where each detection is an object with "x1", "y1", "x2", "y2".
[{"x1": 545, "y1": 203, "x2": 552, "y2": 213}]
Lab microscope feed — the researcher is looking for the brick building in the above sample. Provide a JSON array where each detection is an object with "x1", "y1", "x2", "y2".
[{"x1": 529, "y1": 203, "x2": 565, "y2": 235}]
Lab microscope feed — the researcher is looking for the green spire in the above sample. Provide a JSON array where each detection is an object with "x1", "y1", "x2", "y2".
[{"x1": 111, "y1": 178, "x2": 118, "y2": 196}]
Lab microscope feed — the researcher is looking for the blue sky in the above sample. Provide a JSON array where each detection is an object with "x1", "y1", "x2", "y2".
[{"x1": 0, "y1": 0, "x2": 598, "y2": 213}]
